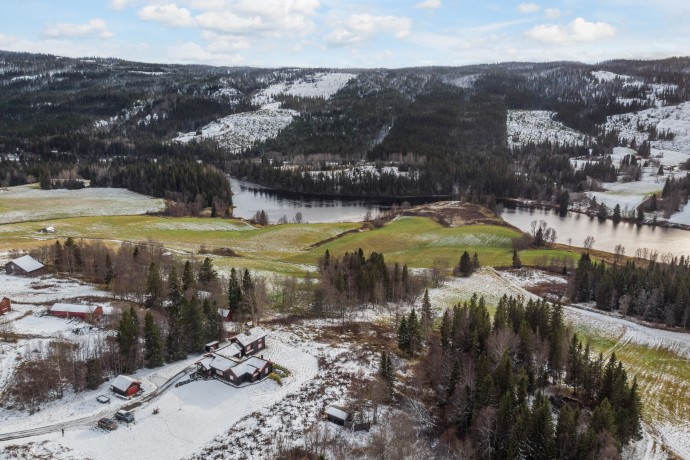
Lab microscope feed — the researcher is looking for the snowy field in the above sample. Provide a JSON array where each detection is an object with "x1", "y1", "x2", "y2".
[
  {"x1": 507, "y1": 110, "x2": 589, "y2": 147},
  {"x1": 0, "y1": 185, "x2": 164, "y2": 224},
  {"x1": 251, "y1": 72, "x2": 356, "y2": 107},
  {"x1": 173, "y1": 107, "x2": 297, "y2": 153}
]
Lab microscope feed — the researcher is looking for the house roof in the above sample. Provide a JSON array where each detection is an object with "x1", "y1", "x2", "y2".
[
  {"x1": 326, "y1": 406, "x2": 350, "y2": 421},
  {"x1": 111, "y1": 375, "x2": 140, "y2": 392},
  {"x1": 232, "y1": 327, "x2": 268, "y2": 347},
  {"x1": 196, "y1": 356, "x2": 214, "y2": 371},
  {"x1": 218, "y1": 308, "x2": 231, "y2": 318},
  {"x1": 209, "y1": 355, "x2": 238, "y2": 372},
  {"x1": 9, "y1": 255, "x2": 44, "y2": 272},
  {"x1": 214, "y1": 342, "x2": 242, "y2": 359},
  {"x1": 229, "y1": 356, "x2": 269, "y2": 378},
  {"x1": 50, "y1": 303, "x2": 101, "y2": 314}
]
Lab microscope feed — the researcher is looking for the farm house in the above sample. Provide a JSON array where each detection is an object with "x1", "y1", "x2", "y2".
[
  {"x1": 230, "y1": 327, "x2": 267, "y2": 357},
  {"x1": 196, "y1": 354, "x2": 273, "y2": 385},
  {"x1": 0, "y1": 297, "x2": 10, "y2": 315},
  {"x1": 48, "y1": 303, "x2": 103, "y2": 320},
  {"x1": 5, "y1": 255, "x2": 46, "y2": 276},
  {"x1": 110, "y1": 375, "x2": 142, "y2": 397}
]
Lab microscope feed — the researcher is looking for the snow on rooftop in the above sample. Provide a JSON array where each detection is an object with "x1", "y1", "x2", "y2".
[
  {"x1": 232, "y1": 327, "x2": 268, "y2": 346},
  {"x1": 209, "y1": 355, "x2": 238, "y2": 372},
  {"x1": 110, "y1": 375, "x2": 139, "y2": 392},
  {"x1": 229, "y1": 356, "x2": 268, "y2": 377},
  {"x1": 8, "y1": 255, "x2": 44, "y2": 272},
  {"x1": 49, "y1": 303, "x2": 100, "y2": 314},
  {"x1": 325, "y1": 405, "x2": 349, "y2": 420},
  {"x1": 214, "y1": 342, "x2": 242, "y2": 359}
]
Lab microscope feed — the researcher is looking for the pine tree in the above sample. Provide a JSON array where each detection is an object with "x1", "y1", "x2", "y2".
[
  {"x1": 183, "y1": 297, "x2": 204, "y2": 353},
  {"x1": 198, "y1": 257, "x2": 217, "y2": 284},
  {"x1": 397, "y1": 316, "x2": 410, "y2": 354},
  {"x1": 182, "y1": 260, "x2": 196, "y2": 293},
  {"x1": 143, "y1": 311, "x2": 163, "y2": 367},
  {"x1": 378, "y1": 351, "x2": 394, "y2": 398},
  {"x1": 420, "y1": 289, "x2": 433, "y2": 335},
  {"x1": 228, "y1": 268, "x2": 242, "y2": 314},
  {"x1": 458, "y1": 251, "x2": 473, "y2": 277},
  {"x1": 118, "y1": 309, "x2": 138, "y2": 373},
  {"x1": 528, "y1": 393, "x2": 556, "y2": 460},
  {"x1": 203, "y1": 298, "x2": 223, "y2": 342},
  {"x1": 408, "y1": 309, "x2": 421, "y2": 355},
  {"x1": 512, "y1": 249, "x2": 522, "y2": 268},
  {"x1": 612, "y1": 204, "x2": 621, "y2": 224},
  {"x1": 472, "y1": 252, "x2": 480, "y2": 270},
  {"x1": 167, "y1": 265, "x2": 183, "y2": 308},
  {"x1": 556, "y1": 404, "x2": 578, "y2": 460},
  {"x1": 145, "y1": 263, "x2": 163, "y2": 309}
]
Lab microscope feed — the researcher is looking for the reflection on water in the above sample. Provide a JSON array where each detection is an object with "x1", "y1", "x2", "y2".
[
  {"x1": 229, "y1": 178, "x2": 382, "y2": 223},
  {"x1": 501, "y1": 206, "x2": 690, "y2": 258}
]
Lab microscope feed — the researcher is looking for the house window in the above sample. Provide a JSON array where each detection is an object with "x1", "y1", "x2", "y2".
[
  {"x1": 246, "y1": 343, "x2": 253, "y2": 352},
  {"x1": 258, "y1": 338, "x2": 264, "y2": 348}
]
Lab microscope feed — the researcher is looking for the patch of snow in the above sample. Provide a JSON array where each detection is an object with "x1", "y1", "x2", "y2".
[
  {"x1": 508, "y1": 110, "x2": 589, "y2": 147},
  {"x1": 251, "y1": 72, "x2": 356, "y2": 107}
]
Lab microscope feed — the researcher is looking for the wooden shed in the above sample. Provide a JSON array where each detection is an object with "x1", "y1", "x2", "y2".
[
  {"x1": 48, "y1": 303, "x2": 103, "y2": 320},
  {"x1": 0, "y1": 297, "x2": 10, "y2": 315},
  {"x1": 5, "y1": 255, "x2": 46, "y2": 276},
  {"x1": 218, "y1": 308, "x2": 233, "y2": 322},
  {"x1": 110, "y1": 375, "x2": 142, "y2": 397},
  {"x1": 230, "y1": 327, "x2": 267, "y2": 357},
  {"x1": 326, "y1": 406, "x2": 352, "y2": 426}
]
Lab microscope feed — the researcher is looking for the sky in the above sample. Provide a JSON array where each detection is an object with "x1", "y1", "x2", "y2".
[{"x1": 0, "y1": 0, "x2": 689, "y2": 68}]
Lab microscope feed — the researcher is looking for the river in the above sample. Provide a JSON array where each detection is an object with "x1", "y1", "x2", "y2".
[
  {"x1": 500, "y1": 206, "x2": 690, "y2": 259},
  {"x1": 230, "y1": 178, "x2": 690, "y2": 258}
]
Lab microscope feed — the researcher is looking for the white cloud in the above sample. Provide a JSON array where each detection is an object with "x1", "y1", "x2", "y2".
[
  {"x1": 415, "y1": 0, "x2": 442, "y2": 10},
  {"x1": 327, "y1": 14, "x2": 412, "y2": 46},
  {"x1": 171, "y1": 41, "x2": 245, "y2": 65},
  {"x1": 42, "y1": 19, "x2": 114, "y2": 39},
  {"x1": 525, "y1": 17, "x2": 616, "y2": 44},
  {"x1": 110, "y1": 0, "x2": 142, "y2": 9},
  {"x1": 517, "y1": 3, "x2": 541, "y2": 14},
  {"x1": 544, "y1": 8, "x2": 566, "y2": 20},
  {"x1": 138, "y1": 3, "x2": 194, "y2": 27}
]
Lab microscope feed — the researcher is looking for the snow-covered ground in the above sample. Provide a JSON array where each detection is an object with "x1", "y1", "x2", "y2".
[
  {"x1": 605, "y1": 102, "x2": 690, "y2": 153},
  {"x1": 251, "y1": 72, "x2": 356, "y2": 107},
  {"x1": 0, "y1": 333, "x2": 318, "y2": 460},
  {"x1": 173, "y1": 107, "x2": 297, "y2": 153},
  {"x1": 507, "y1": 110, "x2": 589, "y2": 147},
  {"x1": 0, "y1": 185, "x2": 164, "y2": 224}
]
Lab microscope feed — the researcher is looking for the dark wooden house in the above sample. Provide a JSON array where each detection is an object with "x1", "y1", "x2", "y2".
[
  {"x1": 110, "y1": 375, "x2": 142, "y2": 397},
  {"x1": 230, "y1": 327, "x2": 267, "y2": 357},
  {"x1": 326, "y1": 406, "x2": 352, "y2": 426},
  {"x1": 195, "y1": 354, "x2": 272, "y2": 386},
  {"x1": 5, "y1": 255, "x2": 46, "y2": 276},
  {"x1": 0, "y1": 297, "x2": 10, "y2": 315}
]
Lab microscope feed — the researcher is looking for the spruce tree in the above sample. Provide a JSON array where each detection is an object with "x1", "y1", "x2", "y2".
[
  {"x1": 228, "y1": 268, "x2": 242, "y2": 314},
  {"x1": 167, "y1": 265, "x2": 183, "y2": 308},
  {"x1": 183, "y1": 297, "x2": 204, "y2": 353},
  {"x1": 420, "y1": 289, "x2": 433, "y2": 335},
  {"x1": 378, "y1": 351, "x2": 394, "y2": 398},
  {"x1": 198, "y1": 257, "x2": 217, "y2": 284},
  {"x1": 118, "y1": 309, "x2": 138, "y2": 373},
  {"x1": 556, "y1": 405, "x2": 578, "y2": 460},
  {"x1": 512, "y1": 249, "x2": 522, "y2": 268},
  {"x1": 458, "y1": 251, "x2": 473, "y2": 277},
  {"x1": 397, "y1": 316, "x2": 410, "y2": 354},
  {"x1": 145, "y1": 262, "x2": 163, "y2": 309},
  {"x1": 182, "y1": 260, "x2": 196, "y2": 293},
  {"x1": 408, "y1": 309, "x2": 421, "y2": 355},
  {"x1": 472, "y1": 252, "x2": 480, "y2": 270},
  {"x1": 144, "y1": 311, "x2": 163, "y2": 367},
  {"x1": 612, "y1": 204, "x2": 622, "y2": 224}
]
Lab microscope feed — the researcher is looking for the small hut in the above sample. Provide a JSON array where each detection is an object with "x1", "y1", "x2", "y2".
[
  {"x1": 0, "y1": 297, "x2": 11, "y2": 315},
  {"x1": 110, "y1": 375, "x2": 142, "y2": 397}
]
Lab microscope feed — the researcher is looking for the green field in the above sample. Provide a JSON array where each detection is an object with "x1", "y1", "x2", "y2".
[{"x1": 0, "y1": 214, "x2": 579, "y2": 275}]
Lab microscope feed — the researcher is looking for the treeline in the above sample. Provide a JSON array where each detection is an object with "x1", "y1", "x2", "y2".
[
  {"x1": 412, "y1": 294, "x2": 641, "y2": 458},
  {"x1": 313, "y1": 249, "x2": 424, "y2": 319},
  {"x1": 572, "y1": 252, "x2": 690, "y2": 327}
]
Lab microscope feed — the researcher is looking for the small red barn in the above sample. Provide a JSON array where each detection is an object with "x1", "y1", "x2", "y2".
[
  {"x1": 48, "y1": 303, "x2": 103, "y2": 320},
  {"x1": 218, "y1": 308, "x2": 233, "y2": 322},
  {"x1": 0, "y1": 297, "x2": 10, "y2": 315},
  {"x1": 110, "y1": 375, "x2": 142, "y2": 397}
]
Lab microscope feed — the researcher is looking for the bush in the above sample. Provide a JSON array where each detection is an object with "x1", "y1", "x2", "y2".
[
  {"x1": 272, "y1": 363, "x2": 291, "y2": 376},
  {"x1": 268, "y1": 372, "x2": 283, "y2": 386}
]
